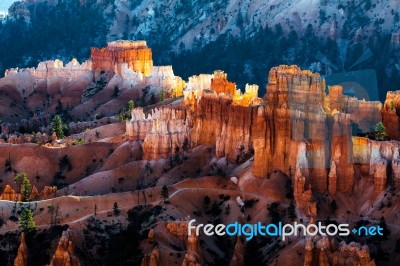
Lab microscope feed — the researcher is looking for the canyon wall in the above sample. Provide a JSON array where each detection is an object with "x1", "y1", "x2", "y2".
[
  {"x1": 126, "y1": 65, "x2": 360, "y2": 194},
  {"x1": 91, "y1": 40, "x2": 153, "y2": 77}
]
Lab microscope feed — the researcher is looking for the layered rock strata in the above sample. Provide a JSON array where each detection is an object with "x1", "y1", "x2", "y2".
[
  {"x1": 91, "y1": 40, "x2": 153, "y2": 76},
  {"x1": 126, "y1": 107, "x2": 190, "y2": 160}
]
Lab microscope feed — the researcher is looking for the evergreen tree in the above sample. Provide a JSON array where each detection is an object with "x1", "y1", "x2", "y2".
[
  {"x1": 161, "y1": 185, "x2": 169, "y2": 203},
  {"x1": 160, "y1": 88, "x2": 166, "y2": 101},
  {"x1": 287, "y1": 200, "x2": 296, "y2": 221},
  {"x1": 374, "y1": 122, "x2": 387, "y2": 141},
  {"x1": 14, "y1": 173, "x2": 32, "y2": 201},
  {"x1": 113, "y1": 202, "x2": 120, "y2": 216},
  {"x1": 330, "y1": 199, "x2": 338, "y2": 215},
  {"x1": 19, "y1": 208, "x2": 37, "y2": 233},
  {"x1": 127, "y1": 100, "x2": 135, "y2": 119},
  {"x1": 51, "y1": 115, "x2": 65, "y2": 139}
]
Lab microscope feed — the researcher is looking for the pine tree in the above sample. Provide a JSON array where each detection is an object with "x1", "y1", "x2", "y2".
[
  {"x1": 374, "y1": 122, "x2": 387, "y2": 141},
  {"x1": 51, "y1": 115, "x2": 65, "y2": 139},
  {"x1": 161, "y1": 185, "x2": 169, "y2": 203},
  {"x1": 127, "y1": 100, "x2": 135, "y2": 119},
  {"x1": 287, "y1": 200, "x2": 297, "y2": 221},
  {"x1": 160, "y1": 88, "x2": 166, "y2": 101},
  {"x1": 14, "y1": 173, "x2": 32, "y2": 201},
  {"x1": 19, "y1": 208, "x2": 37, "y2": 233},
  {"x1": 113, "y1": 202, "x2": 120, "y2": 216}
]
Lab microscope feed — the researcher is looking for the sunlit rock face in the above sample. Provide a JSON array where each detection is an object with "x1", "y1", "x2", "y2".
[
  {"x1": 5, "y1": 59, "x2": 92, "y2": 79},
  {"x1": 48, "y1": 229, "x2": 80, "y2": 266},
  {"x1": 382, "y1": 91, "x2": 400, "y2": 140},
  {"x1": 255, "y1": 65, "x2": 354, "y2": 193},
  {"x1": 91, "y1": 40, "x2": 153, "y2": 77}
]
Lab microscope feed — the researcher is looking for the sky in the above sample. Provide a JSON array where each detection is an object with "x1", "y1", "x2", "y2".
[{"x1": 0, "y1": 0, "x2": 16, "y2": 13}]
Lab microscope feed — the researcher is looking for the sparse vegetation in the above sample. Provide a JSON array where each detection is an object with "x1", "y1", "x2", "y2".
[
  {"x1": 113, "y1": 202, "x2": 120, "y2": 216},
  {"x1": 161, "y1": 185, "x2": 169, "y2": 203},
  {"x1": 374, "y1": 122, "x2": 387, "y2": 141},
  {"x1": 14, "y1": 173, "x2": 32, "y2": 201},
  {"x1": 18, "y1": 208, "x2": 37, "y2": 233},
  {"x1": 51, "y1": 115, "x2": 68, "y2": 139}
]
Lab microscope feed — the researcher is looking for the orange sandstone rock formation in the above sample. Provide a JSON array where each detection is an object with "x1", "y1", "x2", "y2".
[
  {"x1": 91, "y1": 40, "x2": 153, "y2": 77},
  {"x1": 166, "y1": 220, "x2": 201, "y2": 266},
  {"x1": 14, "y1": 233, "x2": 28, "y2": 266},
  {"x1": 48, "y1": 229, "x2": 80, "y2": 266},
  {"x1": 210, "y1": 70, "x2": 237, "y2": 95},
  {"x1": 382, "y1": 91, "x2": 400, "y2": 140},
  {"x1": 304, "y1": 237, "x2": 376, "y2": 266},
  {"x1": 0, "y1": 185, "x2": 21, "y2": 201},
  {"x1": 126, "y1": 107, "x2": 190, "y2": 160}
]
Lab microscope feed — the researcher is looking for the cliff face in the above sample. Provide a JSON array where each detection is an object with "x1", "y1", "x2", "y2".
[
  {"x1": 382, "y1": 91, "x2": 400, "y2": 140},
  {"x1": 256, "y1": 65, "x2": 353, "y2": 193},
  {"x1": 48, "y1": 229, "x2": 80, "y2": 266},
  {"x1": 91, "y1": 40, "x2": 153, "y2": 77}
]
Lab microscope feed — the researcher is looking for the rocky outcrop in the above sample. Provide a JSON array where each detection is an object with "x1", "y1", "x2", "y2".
[
  {"x1": 126, "y1": 107, "x2": 190, "y2": 160},
  {"x1": 166, "y1": 220, "x2": 201, "y2": 266},
  {"x1": 304, "y1": 237, "x2": 376, "y2": 266},
  {"x1": 229, "y1": 237, "x2": 244, "y2": 266},
  {"x1": 14, "y1": 233, "x2": 28, "y2": 266},
  {"x1": 0, "y1": 185, "x2": 21, "y2": 201},
  {"x1": 141, "y1": 247, "x2": 160, "y2": 266},
  {"x1": 382, "y1": 91, "x2": 400, "y2": 140},
  {"x1": 48, "y1": 229, "x2": 80, "y2": 266},
  {"x1": 210, "y1": 70, "x2": 237, "y2": 95},
  {"x1": 91, "y1": 40, "x2": 153, "y2": 77},
  {"x1": 145, "y1": 66, "x2": 186, "y2": 97},
  {"x1": 5, "y1": 59, "x2": 92, "y2": 79}
]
